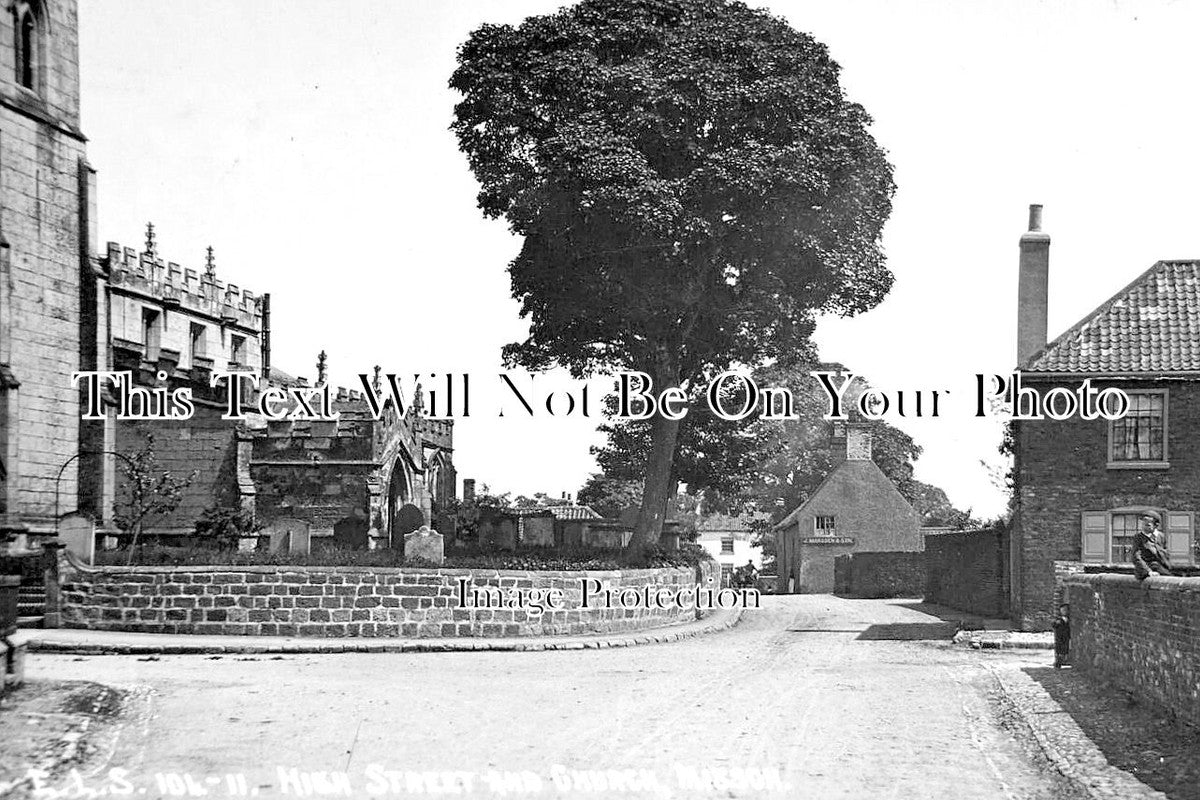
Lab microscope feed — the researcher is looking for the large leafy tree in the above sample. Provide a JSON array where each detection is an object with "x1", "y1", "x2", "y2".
[{"x1": 452, "y1": 0, "x2": 895, "y2": 549}]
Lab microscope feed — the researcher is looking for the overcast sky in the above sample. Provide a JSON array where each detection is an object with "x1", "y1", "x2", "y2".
[{"x1": 77, "y1": 0, "x2": 1200, "y2": 518}]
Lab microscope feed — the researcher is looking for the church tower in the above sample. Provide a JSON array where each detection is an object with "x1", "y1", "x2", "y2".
[{"x1": 0, "y1": 0, "x2": 93, "y2": 536}]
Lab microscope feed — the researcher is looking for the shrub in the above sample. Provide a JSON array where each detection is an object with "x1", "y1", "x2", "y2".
[{"x1": 193, "y1": 506, "x2": 259, "y2": 550}]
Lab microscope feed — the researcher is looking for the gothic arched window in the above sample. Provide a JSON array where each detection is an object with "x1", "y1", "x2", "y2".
[{"x1": 13, "y1": 1, "x2": 38, "y2": 91}]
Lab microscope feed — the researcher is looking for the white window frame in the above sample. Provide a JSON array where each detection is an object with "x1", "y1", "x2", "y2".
[
  {"x1": 720, "y1": 536, "x2": 735, "y2": 555},
  {"x1": 1108, "y1": 389, "x2": 1169, "y2": 469},
  {"x1": 814, "y1": 515, "x2": 836, "y2": 535}
]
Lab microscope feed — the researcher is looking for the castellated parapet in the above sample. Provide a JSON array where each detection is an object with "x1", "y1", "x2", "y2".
[
  {"x1": 103, "y1": 241, "x2": 266, "y2": 380},
  {"x1": 105, "y1": 242, "x2": 262, "y2": 330}
]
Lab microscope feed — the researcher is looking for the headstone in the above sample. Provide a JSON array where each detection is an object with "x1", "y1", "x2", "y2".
[
  {"x1": 58, "y1": 513, "x2": 95, "y2": 565},
  {"x1": 332, "y1": 517, "x2": 369, "y2": 550},
  {"x1": 484, "y1": 518, "x2": 517, "y2": 551},
  {"x1": 582, "y1": 525, "x2": 625, "y2": 549},
  {"x1": 265, "y1": 518, "x2": 311, "y2": 554},
  {"x1": 559, "y1": 520, "x2": 585, "y2": 548},
  {"x1": 403, "y1": 526, "x2": 444, "y2": 565}
]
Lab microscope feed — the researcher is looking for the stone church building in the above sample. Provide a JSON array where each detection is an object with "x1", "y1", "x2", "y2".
[{"x1": 0, "y1": 0, "x2": 454, "y2": 549}]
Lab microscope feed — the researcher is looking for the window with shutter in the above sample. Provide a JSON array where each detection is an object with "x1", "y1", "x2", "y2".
[
  {"x1": 1081, "y1": 512, "x2": 1108, "y2": 563},
  {"x1": 1165, "y1": 512, "x2": 1194, "y2": 566},
  {"x1": 1080, "y1": 509, "x2": 1194, "y2": 566}
]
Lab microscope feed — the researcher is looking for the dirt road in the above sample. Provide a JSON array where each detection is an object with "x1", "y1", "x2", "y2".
[{"x1": 15, "y1": 595, "x2": 1078, "y2": 799}]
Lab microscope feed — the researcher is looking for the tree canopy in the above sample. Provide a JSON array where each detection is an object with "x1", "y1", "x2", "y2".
[
  {"x1": 589, "y1": 365, "x2": 979, "y2": 525},
  {"x1": 452, "y1": 0, "x2": 895, "y2": 548}
]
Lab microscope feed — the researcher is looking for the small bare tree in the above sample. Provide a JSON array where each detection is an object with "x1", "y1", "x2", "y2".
[{"x1": 113, "y1": 433, "x2": 198, "y2": 565}]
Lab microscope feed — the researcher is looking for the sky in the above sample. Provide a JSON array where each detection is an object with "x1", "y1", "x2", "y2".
[{"x1": 77, "y1": 0, "x2": 1200, "y2": 519}]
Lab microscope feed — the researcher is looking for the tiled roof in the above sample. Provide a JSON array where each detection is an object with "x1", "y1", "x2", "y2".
[
  {"x1": 512, "y1": 505, "x2": 602, "y2": 520},
  {"x1": 1024, "y1": 260, "x2": 1200, "y2": 373},
  {"x1": 547, "y1": 505, "x2": 602, "y2": 520},
  {"x1": 696, "y1": 513, "x2": 770, "y2": 533}
]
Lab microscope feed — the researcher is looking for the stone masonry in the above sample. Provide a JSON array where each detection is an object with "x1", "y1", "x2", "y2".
[
  {"x1": 0, "y1": 0, "x2": 90, "y2": 534},
  {"x1": 60, "y1": 560, "x2": 719, "y2": 638}
]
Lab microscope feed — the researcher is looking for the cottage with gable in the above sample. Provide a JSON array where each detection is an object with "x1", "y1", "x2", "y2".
[
  {"x1": 1011, "y1": 204, "x2": 1199, "y2": 630},
  {"x1": 772, "y1": 425, "x2": 922, "y2": 593}
]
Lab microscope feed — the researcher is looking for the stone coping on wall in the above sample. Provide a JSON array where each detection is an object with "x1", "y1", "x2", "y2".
[
  {"x1": 1062, "y1": 572, "x2": 1200, "y2": 592},
  {"x1": 58, "y1": 553, "x2": 728, "y2": 639},
  {"x1": 69, "y1": 563, "x2": 661, "y2": 579},
  {"x1": 62, "y1": 549, "x2": 693, "y2": 580}
]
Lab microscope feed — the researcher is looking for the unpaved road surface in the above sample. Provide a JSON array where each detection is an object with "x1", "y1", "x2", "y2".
[{"x1": 11, "y1": 596, "x2": 1079, "y2": 799}]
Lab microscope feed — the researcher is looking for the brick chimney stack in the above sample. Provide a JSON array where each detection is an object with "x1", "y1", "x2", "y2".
[
  {"x1": 1017, "y1": 204, "x2": 1050, "y2": 367},
  {"x1": 846, "y1": 425, "x2": 872, "y2": 461}
]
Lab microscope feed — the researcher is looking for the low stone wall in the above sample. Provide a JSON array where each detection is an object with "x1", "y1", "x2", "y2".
[
  {"x1": 59, "y1": 558, "x2": 720, "y2": 638},
  {"x1": 1064, "y1": 573, "x2": 1200, "y2": 722},
  {"x1": 833, "y1": 552, "x2": 925, "y2": 598},
  {"x1": 924, "y1": 529, "x2": 1009, "y2": 618}
]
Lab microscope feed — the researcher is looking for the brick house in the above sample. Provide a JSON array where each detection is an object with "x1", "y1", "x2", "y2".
[
  {"x1": 1011, "y1": 205, "x2": 1199, "y2": 630},
  {"x1": 773, "y1": 426, "x2": 922, "y2": 593}
]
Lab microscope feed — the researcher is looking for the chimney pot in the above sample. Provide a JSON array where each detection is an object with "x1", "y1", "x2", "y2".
[{"x1": 1028, "y1": 204, "x2": 1043, "y2": 232}]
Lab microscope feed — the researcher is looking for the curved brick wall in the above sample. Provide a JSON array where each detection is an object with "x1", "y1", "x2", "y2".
[
  {"x1": 59, "y1": 559, "x2": 718, "y2": 638},
  {"x1": 1064, "y1": 573, "x2": 1200, "y2": 720}
]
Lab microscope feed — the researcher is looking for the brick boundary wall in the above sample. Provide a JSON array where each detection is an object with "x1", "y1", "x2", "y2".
[
  {"x1": 1064, "y1": 573, "x2": 1200, "y2": 723},
  {"x1": 58, "y1": 557, "x2": 723, "y2": 638},
  {"x1": 924, "y1": 529, "x2": 1009, "y2": 618},
  {"x1": 833, "y1": 552, "x2": 925, "y2": 598}
]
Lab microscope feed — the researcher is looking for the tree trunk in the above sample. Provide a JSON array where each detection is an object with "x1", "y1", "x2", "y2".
[
  {"x1": 125, "y1": 519, "x2": 144, "y2": 566},
  {"x1": 630, "y1": 399, "x2": 683, "y2": 554}
]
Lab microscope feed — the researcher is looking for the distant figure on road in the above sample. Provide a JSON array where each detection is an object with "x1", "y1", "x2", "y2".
[
  {"x1": 1052, "y1": 604, "x2": 1070, "y2": 669},
  {"x1": 733, "y1": 560, "x2": 759, "y2": 589},
  {"x1": 1132, "y1": 511, "x2": 1172, "y2": 580}
]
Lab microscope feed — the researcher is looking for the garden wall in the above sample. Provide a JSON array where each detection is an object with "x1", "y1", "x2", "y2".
[
  {"x1": 924, "y1": 528, "x2": 1009, "y2": 618},
  {"x1": 1064, "y1": 573, "x2": 1200, "y2": 722},
  {"x1": 833, "y1": 552, "x2": 925, "y2": 598},
  {"x1": 59, "y1": 558, "x2": 720, "y2": 638}
]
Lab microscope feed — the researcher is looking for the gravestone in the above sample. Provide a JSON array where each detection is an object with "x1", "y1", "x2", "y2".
[
  {"x1": 482, "y1": 517, "x2": 517, "y2": 551},
  {"x1": 58, "y1": 513, "x2": 95, "y2": 565},
  {"x1": 332, "y1": 517, "x2": 369, "y2": 550},
  {"x1": 403, "y1": 526, "x2": 444, "y2": 565},
  {"x1": 265, "y1": 518, "x2": 311, "y2": 554}
]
